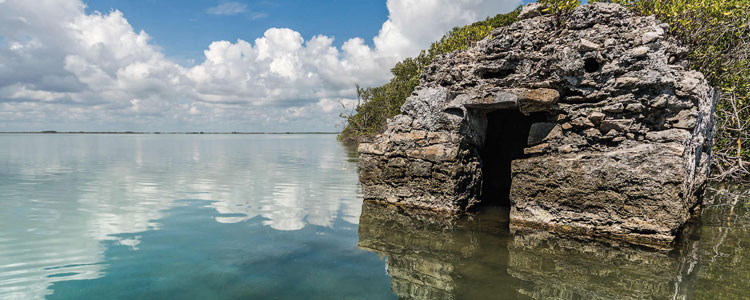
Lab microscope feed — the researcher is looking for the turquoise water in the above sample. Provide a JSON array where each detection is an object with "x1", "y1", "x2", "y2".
[
  {"x1": 0, "y1": 134, "x2": 392, "y2": 299},
  {"x1": 1, "y1": 134, "x2": 749, "y2": 299}
]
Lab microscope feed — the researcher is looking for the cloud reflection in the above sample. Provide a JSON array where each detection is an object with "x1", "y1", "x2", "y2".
[{"x1": 0, "y1": 134, "x2": 362, "y2": 299}]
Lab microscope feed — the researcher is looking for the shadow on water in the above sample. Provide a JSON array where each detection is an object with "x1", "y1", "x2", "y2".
[
  {"x1": 342, "y1": 141, "x2": 360, "y2": 163},
  {"x1": 357, "y1": 183, "x2": 750, "y2": 300}
]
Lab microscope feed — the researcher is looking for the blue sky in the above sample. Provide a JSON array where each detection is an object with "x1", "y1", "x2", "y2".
[
  {"x1": 0, "y1": 0, "x2": 524, "y2": 132},
  {"x1": 84, "y1": 0, "x2": 390, "y2": 66}
]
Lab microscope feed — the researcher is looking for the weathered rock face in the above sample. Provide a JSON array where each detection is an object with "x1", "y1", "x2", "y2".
[{"x1": 358, "y1": 3, "x2": 717, "y2": 249}]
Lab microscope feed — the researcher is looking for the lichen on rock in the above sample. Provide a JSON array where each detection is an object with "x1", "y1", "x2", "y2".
[{"x1": 358, "y1": 3, "x2": 718, "y2": 249}]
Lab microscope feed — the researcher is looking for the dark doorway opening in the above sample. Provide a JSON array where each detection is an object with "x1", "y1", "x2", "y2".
[{"x1": 480, "y1": 109, "x2": 543, "y2": 207}]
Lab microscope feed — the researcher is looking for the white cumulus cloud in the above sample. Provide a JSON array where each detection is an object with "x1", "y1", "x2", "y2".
[{"x1": 0, "y1": 0, "x2": 521, "y2": 131}]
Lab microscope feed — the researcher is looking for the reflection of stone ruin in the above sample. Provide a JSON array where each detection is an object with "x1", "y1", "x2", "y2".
[
  {"x1": 357, "y1": 202, "x2": 515, "y2": 300},
  {"x1": 508, "y1": 228, "x2": 700, "y2": 300},
  {"x1": 358, "y1": 3, "x2": 717, "y2": 249},
  {"x1": 357, "y1": 201, "x2": 700, "y2": 300}
]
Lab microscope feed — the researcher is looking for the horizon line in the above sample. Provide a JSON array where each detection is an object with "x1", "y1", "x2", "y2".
[{"x1": 0, "y1": 131, "x2": 340, "y2": 135}]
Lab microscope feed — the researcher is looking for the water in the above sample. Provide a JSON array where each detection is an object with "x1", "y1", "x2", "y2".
[{"x1": 0, "y1": 134, "x2": 748, "y2": 299}]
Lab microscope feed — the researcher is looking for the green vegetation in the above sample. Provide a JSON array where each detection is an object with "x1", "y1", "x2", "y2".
[
  {"x1": 338, "y1": 8, "x2": 521, "y2": 143},
  {"x1": 538, "y1": 0, "x2": 580, "y2": 14}
]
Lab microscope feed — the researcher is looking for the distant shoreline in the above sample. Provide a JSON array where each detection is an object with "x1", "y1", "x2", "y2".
[{"x1": 0, "y1": 131, "x2": 339, "y2": 135}]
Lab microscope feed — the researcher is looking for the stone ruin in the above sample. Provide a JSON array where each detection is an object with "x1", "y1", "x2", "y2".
[{"x1": 357, "y1": 3, "x2": 718, "y2": 249}]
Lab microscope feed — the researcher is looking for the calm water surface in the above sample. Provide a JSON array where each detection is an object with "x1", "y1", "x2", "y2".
[{"x1": 0, "y1": 134, "x2": 748, "y2": 299}]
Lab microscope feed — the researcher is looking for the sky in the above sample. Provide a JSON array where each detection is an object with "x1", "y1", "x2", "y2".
[{"x1": 0, "y1": 0, "x2": 524, "y2": 132}]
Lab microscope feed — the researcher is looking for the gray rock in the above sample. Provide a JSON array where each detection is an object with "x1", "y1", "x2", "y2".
[
  {"x1": 410, "y1": 160, "x2": 433, "y2": 177},
  {"x1": 493, "y1": 91, "x2": 518, "y2": 108},
  {"x1": 510, "y1": 144, "x2": 689, "y2": 249},
  {"x1": 544, "y1": 124, "x2": 563, "y2": 142},
  {"x1": 625, "y1": 103, "x2": 644, "y2": 112},
  {"x1": 603, "y1": 129, "x2": 619, "y2": 138},
  {"x1": 583, "y1": 128, "x2": 601, "y2": 138},
  {"x1": 528, "y1": 122, "x2": 557, "y2": 146},
  {"x1": 558, "y1": 145, "x2": 575, "y2": 153},
  {"x1": 524, "y1": 143, "x2": 549, "y2": 155},
  {"x1": 642, "y1": 29, "x2": 663, "y2": 44},
  {"x1": 603, "y1": 103, "x2": 624, "y2": 113},
  {"x1": 571, "y1": 117, "x2": 595, "y2": 128},
  {"x1": 580, "y1": 38, "x2": 601, "y2": 51},
  {"x1": 588, "y1": 112, "x2": 606, "y2": 124},
  {"x1": 650, "y1": 95, "x2": 669, "y2": 108},
  {"x1": 518, "y1": 88, "x2": 560, "y2": 114},
  {"x1": 519, "y1": 3, "x2": 543, "y2": 19},
  {"x1": 631, "y1": 46, "x2": 649, "y2": 57},
  {"x1": 615, "y1": 76, "x2": 640, "y2": 87},
  {"x1": 600, "y1": 119, "x2": 634, "y2": 132},
  {"x1": 358, "y1": 3, "x2": 717, "y2": 249},
  {"x1": 646, "y1": 129, "x2": 691, "y2": 143},
  {"x1": 671, "y1": 109, "x2": 697, "y2": 129}
]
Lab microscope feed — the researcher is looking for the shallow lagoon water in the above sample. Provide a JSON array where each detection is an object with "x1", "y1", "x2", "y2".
[{"x1": 0, "y1": 134, "x2": 748, "y2": 299}]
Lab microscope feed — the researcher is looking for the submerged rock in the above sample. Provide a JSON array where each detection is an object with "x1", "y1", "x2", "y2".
[{"x1": 358, "y1": 3, "x2": 717, "y2": 249}]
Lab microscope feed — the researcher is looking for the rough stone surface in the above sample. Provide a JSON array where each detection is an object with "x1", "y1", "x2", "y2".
[
  {"x1": 358, "y1": 3, "x2": 717, "y2": 248},
  {"x1": 518, "y1": 88, "x2": 560, "y2": 114},
  {"x1": 518, "y1": 3, "x2": 543, "y2": 20}
]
